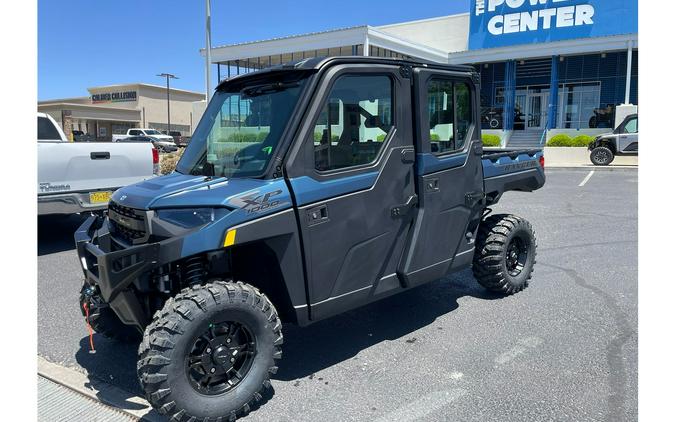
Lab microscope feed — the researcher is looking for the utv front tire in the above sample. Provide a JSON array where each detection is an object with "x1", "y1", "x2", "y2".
[
  {"x1": 79, "y1": 284, "x2": 141, "y2": 343},
  {"x1": 473, "y1": 214, "x2": 537, "y2": 295},
  {"x1": 138, "y1": 281, "x2": 283, "y2": 421},
  {"x1": 590, "y1": 146, "x2": 614, "y2": 166}
]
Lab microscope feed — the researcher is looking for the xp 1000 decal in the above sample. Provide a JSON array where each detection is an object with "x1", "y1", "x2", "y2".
[{"x1": 230, "y1": 189, "x2": 285, "y2": 215}]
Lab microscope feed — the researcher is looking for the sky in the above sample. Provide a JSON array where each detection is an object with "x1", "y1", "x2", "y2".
[{"x1": 38, "y1": 0, "x2": 469, "y2": 100}]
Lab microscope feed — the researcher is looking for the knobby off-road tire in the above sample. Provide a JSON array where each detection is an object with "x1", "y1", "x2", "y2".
[
  {"x1": 137, "y1": 281, "x2": 283, "y2": 422},
  {"x1": 79, "y1": 284, "x2": 141, "y2": 343},
  {"x1": 590, "y1": 146, "x2": 614, "y2": 166},
  {"x1": 472, "y1": 214, "x2": 537, "y2": 295}
]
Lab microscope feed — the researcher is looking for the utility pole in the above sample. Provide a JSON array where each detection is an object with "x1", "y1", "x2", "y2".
[
  {"x1": 157, "y1": 73, "x2": 178, "y2": 133},
  {"x1": 205, "y1": 0, "x2": 212, "y2": 103}
]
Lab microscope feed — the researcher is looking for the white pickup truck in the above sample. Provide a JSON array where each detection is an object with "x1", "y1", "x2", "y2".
[
  {"x1": 38, "y1": 113, "x2": 159, "y2": 215},
  {"x1": 112, "y1": 128, "x2": 175, "y2": 143}
]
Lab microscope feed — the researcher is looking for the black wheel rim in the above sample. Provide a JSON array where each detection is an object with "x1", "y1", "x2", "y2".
[
  {"x1": 185, "y1": 320, "x2": 256, "y2": 395},
  {"x1": 505, "y1": 236, "x2": 528, "y2": 277},
  {"x1": 594, "y1": 150, "x2": 609, "y2": 164}
]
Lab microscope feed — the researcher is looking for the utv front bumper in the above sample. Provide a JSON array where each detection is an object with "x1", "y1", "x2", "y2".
[{"x1": 75, "y1": 215, "x2": 163, "y2": 330}]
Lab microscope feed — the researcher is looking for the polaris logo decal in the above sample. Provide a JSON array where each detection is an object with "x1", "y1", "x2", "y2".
[
  {"x1": 496, "y1": 160, "x2": 538, "y2": 172},
  {"x1": 231, "y1": 189, "x2": 285, "y2": 214}
]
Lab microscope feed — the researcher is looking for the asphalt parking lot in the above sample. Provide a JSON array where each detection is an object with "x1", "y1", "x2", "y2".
[{"x1": 37, "y1": 168, "x2": 638, "y2": 422}]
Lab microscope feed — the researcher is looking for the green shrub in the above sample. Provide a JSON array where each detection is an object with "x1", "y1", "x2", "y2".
[
  {"x1": 547, "y1": 134, "x2": 573, "y2": 147},
  {"x1": 571, "y1": 134, "x2": 594, "y2": 147},
  {"x1": 226, "y1": 132, "x2": 258, "y2": 143},
  {"x1": 547, "y1": 133, "x2": 594, "y2": 147},
  {"x1": 482, "y1": 134, "x2": 501, "y2": 147},
  {"x1": 256, "y1": 132, "x2": 269, "y2": 142},
  {"x1": 430, "y1": 133, "x2": 441, "y2": 141}
]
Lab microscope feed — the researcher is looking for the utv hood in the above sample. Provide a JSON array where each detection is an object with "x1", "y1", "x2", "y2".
[{"x1": 110, "y1": 172, "x2": 291, "y2": 211}]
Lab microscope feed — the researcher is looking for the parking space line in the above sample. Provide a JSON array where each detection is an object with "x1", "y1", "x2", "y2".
[
  {"x1": 375, "y1": 389, "x2": 467, "y2": 422},
  {"x1": 578, "y1": 170, "x2": 595, "y2": 187},
  {"x1": 494, "y1": 336, "x2": 543, "y2": 365}
]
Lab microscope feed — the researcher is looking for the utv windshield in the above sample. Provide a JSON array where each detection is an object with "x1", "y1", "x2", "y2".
[{"x1": 177, "y1": 72, "x2": 310, "y2": 178}]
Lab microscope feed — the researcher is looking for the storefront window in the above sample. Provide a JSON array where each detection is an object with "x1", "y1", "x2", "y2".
[{"x1": 557, "y1": 83, "x2": 601, "y2": 129}]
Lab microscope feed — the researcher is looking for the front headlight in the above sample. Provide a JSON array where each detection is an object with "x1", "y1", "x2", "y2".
[{"x1": 155, "y1": 208, "x2": 216, "y2": 228}]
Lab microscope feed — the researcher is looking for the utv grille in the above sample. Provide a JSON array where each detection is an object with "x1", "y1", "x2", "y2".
[{"x1": 108, "y1": 201, "x2": 148, "y2": 245}]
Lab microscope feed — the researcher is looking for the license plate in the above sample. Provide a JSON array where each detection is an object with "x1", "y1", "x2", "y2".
[{"x1": 89, "y1": 191, "x2": 112, "y2": 204}]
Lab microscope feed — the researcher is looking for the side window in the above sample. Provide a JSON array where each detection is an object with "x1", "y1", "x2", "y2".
[
  {"x1": 313, "y1": 74, "x2": 393, "y2": 172},
  {"x1": 624, "y1": 117, "x2": 638, "y2": 133},
  {"x1": 129, "y1": 129, "x2": 141, "y2": 136},
  {"x1": 426, "y1": 79, "x2": 473, "y2": 155},
  {"x1": 38, "y1": 116, "x2": 61, "y2": 140}
]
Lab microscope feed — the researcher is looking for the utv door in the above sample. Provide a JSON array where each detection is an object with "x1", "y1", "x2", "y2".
[
  {"x1": 617, "y1": 115, "x2": 638, "y2": 153},
  {"x1": 285, "y1": 64, "x2": 415, "y2": 320},
  {"x1": 399, "y1": 69, "x2": 484, "y2": 286}
]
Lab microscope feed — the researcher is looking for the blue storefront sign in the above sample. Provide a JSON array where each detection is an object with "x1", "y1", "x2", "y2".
[{"x1": 469, "y1": 0, "x2": 638, "y2": 50}]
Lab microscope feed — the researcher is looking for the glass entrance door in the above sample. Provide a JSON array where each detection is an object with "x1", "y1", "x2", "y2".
[{"x1": 527, "y1": 93, "x2": 547, "y2": 130}]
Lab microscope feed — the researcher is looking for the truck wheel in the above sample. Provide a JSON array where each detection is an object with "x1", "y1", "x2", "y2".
[
  {"x1": 137, "y1": 281, "x2": 283, "y2": 421},
  {"x1": 472, "y1": 214, "x2": 537, "y2": 295},
  {"x1": 590, "y1": 146, "x2": 614, "y2": 166},
  {"x1": 79, "y1": 284, "x2": 141, "y2": 343}
]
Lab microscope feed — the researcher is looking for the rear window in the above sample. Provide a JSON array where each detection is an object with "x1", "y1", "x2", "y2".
[{"x1": 38, "y1": 116, "x2": 61, "y2": 140}]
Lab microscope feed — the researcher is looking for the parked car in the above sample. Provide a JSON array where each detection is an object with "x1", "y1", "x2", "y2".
[
  {"x1": 112, "y1": 128, "x2": 176, "y2": 144},
  {"x1": 120, "y1": 135, "x2": 178, "y2": 153},
  {"x1": 162, "y1": 130, "x2": 189, "y2": 147},
  {"x1": 75, "y1": 57, "x2": 545, "y2": 421},
  {"x1": 588, "y1": 113, "x2": 638, "y2": 165},
  {"x1": 38, "y1": 113, "x2": 159, "y2": 215},
  {"x1": 72, "y1": 130, "x2": 96, "y2": 142}
]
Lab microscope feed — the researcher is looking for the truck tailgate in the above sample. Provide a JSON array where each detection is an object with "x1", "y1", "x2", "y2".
[
  {"x1": 482, "y1": 148, "x2": 545, "y2": 202},
  {"x1": 38, "y1": 142, "x2": 156, "y2": 195}
]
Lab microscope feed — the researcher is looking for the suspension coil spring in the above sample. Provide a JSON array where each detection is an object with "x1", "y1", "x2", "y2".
[{"x1": 183, "y1": 256, "x2": 207, "y2": 286}]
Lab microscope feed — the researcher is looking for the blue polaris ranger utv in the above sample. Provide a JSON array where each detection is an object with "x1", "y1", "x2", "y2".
[{"x1": 76, "y1": 57, "x2": 545, "y2": 421}]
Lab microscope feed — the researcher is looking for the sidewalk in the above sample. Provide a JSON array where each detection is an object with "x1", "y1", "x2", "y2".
[
  {"x1": 543, "y1": 147, "x2": 638, "y2": 168},
  {"x1": 37, "y1": 356, "x2": 163, "y2": 422},
  {"x1": 38, "y1": 375, "x2": 136, "y2": 421}
]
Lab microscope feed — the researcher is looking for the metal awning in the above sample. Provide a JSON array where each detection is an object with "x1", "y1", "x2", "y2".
[{"x1": 200, "y1": 25, "x2": 450, "y2": 79}]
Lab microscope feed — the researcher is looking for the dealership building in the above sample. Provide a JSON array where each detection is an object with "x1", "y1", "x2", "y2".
[
  {"x1": 38, "y1": 83, "x2": 205, "y2": 141},
  {"x1": 203, "y1": 0, "x2": 637, "y2": 147}
]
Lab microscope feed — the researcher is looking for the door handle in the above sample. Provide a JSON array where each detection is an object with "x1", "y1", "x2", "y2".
[
  {"x1": 391, "y1": 194, "x2": 418, "y2": 218},
  {"x1": 90, "y1": 152, "x2": 110, "y2": 160},
  {"x1": 306, "y1": 204, "x2": 329, "y2": 227},
  {"x1": 401, "y1": 148, "x2": 415, "y2": 163}
]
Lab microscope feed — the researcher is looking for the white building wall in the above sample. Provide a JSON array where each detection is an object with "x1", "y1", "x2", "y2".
[
  {"x1": 137, "y1": 87, "x2": 204, "y2": 134},
  {"x1": 376, "y1": 14, "x2": 469, "y2": 53}
]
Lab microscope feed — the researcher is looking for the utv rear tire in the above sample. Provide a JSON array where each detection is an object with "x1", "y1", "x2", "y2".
[
  {"x1": 79, "y1": 284, "x2": 141, "y2": 343},
  {"x1": 473, "y1": 214, "x2": 537, "y2": 295},
  {"x1": 590, "y1": 146, "x2": 614, "y2": 166},
  {"x1": 137, "y1": 281, "x2": 283, "y2": 422}
]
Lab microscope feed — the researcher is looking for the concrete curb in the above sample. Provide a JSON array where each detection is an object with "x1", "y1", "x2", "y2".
[
  {"x1": 37, "y1": 356, "x2": 163, "y2": 422},
  {"x1": 546, "y1": 165, "x2": 638, "y2": 170}
]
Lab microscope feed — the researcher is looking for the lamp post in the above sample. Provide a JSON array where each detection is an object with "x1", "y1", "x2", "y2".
[
  {"x1": 205, "y1": 0, "x2": 212, "y2": 103},
  {"x1": 157, "y1": 73, "x2": 178, "y2": 133}
]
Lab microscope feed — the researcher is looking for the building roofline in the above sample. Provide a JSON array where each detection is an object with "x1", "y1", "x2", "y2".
[
  {"x1": 448, "y1": 33, "x2": 638, "y2": 64},
  {"x1": 206, "y1": 25, "x2": 368, "y2": 51},
  {"x1": 375, "y1": 12, "x2": 469, "y2": 29},
  {"x1": 87, "y1": 83, "x2": 205, "y2": 97},
  {"x1": 37, "y1": 102, "x2": 142, "y2": 112}
]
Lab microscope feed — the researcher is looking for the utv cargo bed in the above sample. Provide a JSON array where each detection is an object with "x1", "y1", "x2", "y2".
[{"x1": 481, "y1": 148, "x2": 545, "y2": 204}]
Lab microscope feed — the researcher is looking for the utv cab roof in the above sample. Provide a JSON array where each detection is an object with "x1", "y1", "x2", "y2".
[{"x1": 215, "y1": 56, "x2": 475, "y2": 90}]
